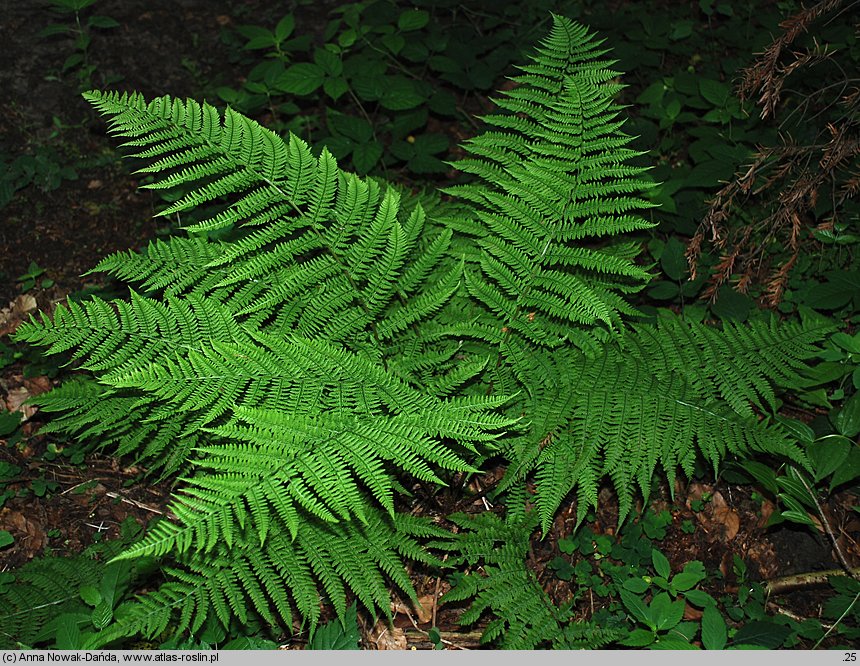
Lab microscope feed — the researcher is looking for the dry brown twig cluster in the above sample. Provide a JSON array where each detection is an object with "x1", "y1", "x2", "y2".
[{"x1": 687, "y1": 0, "x2": 860, "y2": 306}]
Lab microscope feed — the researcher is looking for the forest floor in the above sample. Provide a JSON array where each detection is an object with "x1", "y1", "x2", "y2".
[{"x1": 0, "y1": 0, "x2": 856, "y2": 649}]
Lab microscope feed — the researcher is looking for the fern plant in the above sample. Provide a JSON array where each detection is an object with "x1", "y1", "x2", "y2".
[{"x1": 12, "y1": 15, "x2": 832, "y2": 647}]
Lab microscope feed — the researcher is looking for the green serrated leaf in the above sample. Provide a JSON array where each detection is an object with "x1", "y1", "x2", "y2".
[
  {"x1": 276, "y1": 63, "x2": 325, "y2": 95},
  {"x1": 623, "y1": 577, "x2": 651, "y2": 594},
  {"x1": 684, "y1": 589, "x2": 715, "y2": 608},
  {"x1": 650, "y1": 592, "x2": 684, "y2": 631},
  {"x1": 731, "y1": 620, "x2": 792, "y2": 648},
  {"x1": 835, "y1": 392, "x2": 860, "y2": 438},
  {"x1": 91, "y1": 601, "x2": 113, "y2": 630},
  {"x1": 274, "y1": 15, "x2": 295, "y2": 42},
  {"x1": 79, "y1": 584, "x2": 102, "y2": 607},
  {"x1": 620, "y1": 589, "x2": 653, "y2": 629},
  {"x1": 621, "y1": 628, "x2": 656, "y2": 647},
  {"x1": 830, "y1": 446, "x2": 860, "y2": 491},
  {"x1": 809, "y1": 436, "x2": 851, "y2": 482},
  {"x1": 699, "y1": 79, "x2": 730, "y2": 106},
  {"x1": 651, "y1": 548, "x2": 671, "y2": 579},
  {"x1": 0, "y1": 411, "x2": 21, "y2": 437},
  {"x1": 701, "y1": 604, "x2": 727, "y2": 649},
  {"x1": 398, "y1": 9, "x2": 429, "y2": 31},
  {"x1": 352, "y1": 142, "x2": 383, "y2": 175},
  {"x1": 54, "y1": 614, "x2": 83, "y2": 649}
]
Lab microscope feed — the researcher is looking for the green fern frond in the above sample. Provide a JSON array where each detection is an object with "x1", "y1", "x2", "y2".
[
  {"x1": 0, "y1": 524, "x2": 144, "y2": 649},
  {"x1": 514, "y1": 314, "x2": 829, "y2": 532},
  {"x1": 91, "y1": 510, "x2": 448, "y2": 646},
  {"x1": 437, "y1": 511, "x2": 622, "y2": 649},
  {"x1": 444, "y1": 17, "x2": 656, "y2": 348},
  {"x1": 623, "y1": 315, "x2": 831, "y2": 417},
  {"x1": 87, "y1": 236, "x2": 226, "y2": 296},
  {"x1": 11, "y1": 15, "x2": 838, "y2": 648}
]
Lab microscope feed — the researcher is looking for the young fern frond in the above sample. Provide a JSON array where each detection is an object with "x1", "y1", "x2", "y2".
[{"x1": 443, "y1": 18, "x2": 656, "y2": 349}]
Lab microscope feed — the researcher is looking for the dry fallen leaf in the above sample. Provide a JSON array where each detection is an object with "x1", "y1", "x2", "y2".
[
  {"x1": 392, "y1": 594, "x2": 435, "y2": 624},
  {"x1": 370, "y1": 619, "x2": 407, "y2": 650},
  {"x1": 683, "y1": 603, "x2": 704, "y2": 621},
  {"x1": 5, "y1": 387, "x2": 31, "y2": 415},
  {"x1": 712, "y1": 508, "x2": 740, "y2": 541},
  {"x1": 0, "y1": 508, "x2": 46, "y2": 553},
  {"x1": 23, "y1": 376, "x2": 52, "y2": 397},
  {"x1": 0, "y1": 294, "x2": 37, "y2": 337}
]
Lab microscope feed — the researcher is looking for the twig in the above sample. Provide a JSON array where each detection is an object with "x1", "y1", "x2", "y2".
[
  {"x1": 766, "y1": 601, "x2": 835, "y2": 630},
  {"x1": 431, "y1": 553, "x2": 448, "y2": 629},
  {"x1": 402, "y1": 627, "x2": 481, "y2": 650},
  {"x1": 766, "y1": 567, "x2": 860, "y2": 595},
  {"x1": 105, "y1": 491, "x2": 166, "y2": 515},
  {"x1": 797, "y1": 475, "x2": 860, "y2": 580}
]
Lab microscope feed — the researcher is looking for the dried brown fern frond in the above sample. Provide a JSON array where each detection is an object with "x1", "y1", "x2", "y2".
[{"x1": 688, "y1": 0, "x2": 860, "y2": 307}]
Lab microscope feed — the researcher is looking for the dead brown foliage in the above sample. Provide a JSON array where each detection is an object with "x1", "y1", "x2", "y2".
[{"x1": 687, "y1": 0, "x2": 860, "y2": 306}]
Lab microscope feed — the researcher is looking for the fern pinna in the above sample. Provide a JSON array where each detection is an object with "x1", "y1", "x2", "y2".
[{"x1": 13, "y1": 15, "x2": 830, "y2": 647}]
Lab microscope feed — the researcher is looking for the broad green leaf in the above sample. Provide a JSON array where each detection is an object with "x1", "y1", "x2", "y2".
[
  {"x1": 0, "y1": 530, "x2": 13, "y2": 548},
  {"x1": 352, "y1": 142, "x2": 383, "y2": 175},
  {"x1": 274, "y1": 15, "x2": 295, "y2": 42},
  {"x1": 830, "y1": 446, "x2": 860, "y2": 491},
  {"x1": 54, "y1": 614, "x2": 83, "y2": 649},
  {"x1": 835, "y1": 392, "x2": 860, "y2": 438},
  {"x1": 832, "y1": 332, "x2": 860, "y2": 354},
  {"x1": 620, "y1": 589, "x2": 652, "y2": 629},
  {"x1": 623, "y1": 577, "x2": 651, "y2": 594},
  {"x1": 413, "y1": 133, "x2": 449, "y2": 155},
  {"x1": 398, "y1": 9, "x2": 429, "y2": 31},
  {"x1": 808, "y1": 436, "x2": 851, "y2": 482},
  {"x1": 237, "y1": 25, "x2": 275, "y2": 50},
  {"x1": 88, "y1": 16, "x2": 120, "y2": 29},
  {"x1": 380, "y1": 77, "x2": 426, "y2": 110},
  {"x1": 648, "y1": 281, "x2": 679, "y2": 300},
  {"x1": 91, "y1": 602, "x2": 113, "y2": 630},
  {"x1": 699, "y1": 79, "x2": 730, "y2": 106},
  {"x1": 79, "y1": 585, "x2": 102, "y2": 607},
  {"x1": 670, "y1": 20, "x2": 693, "y2": 40},
  {"x1": 651, "y1": 548, "x2": 671, "y2": 579},
  {"x1": 323, "y1": 77, "x2": 349, "y2": 100},
  {"x1": 621, "y1": 628, "x2": 656, "y2": 647},
  {"x1": 329, "y1": 114, "x2": 373, "y2": 143},
  {"x1": 382, "y1": 33, "x2": 405, "y2": 54},
  {"x1": 776, "y1": 471, "x2": 817, "y2": 510},
  {"x1": 660, "y1": 237, "x2": 688, "y2": 281},
  {"x1": 701, "y1": 605, "x2": 727, "y2": 649},
  {"x1": 650, "y1": 592, "x2": 684, "y2": 631},
  {"x1": 672, "y1": 571, "x2": 704, "y2": 592},
  {"x1": 738, "y1": 460, "x2": 779, "y2": 494},
  {"x1": 277, "y1": 63, "x2": 325, "y2": 95},
  {"x1": 314, "y1": 47, "x2": 342, "y2": 76},
  {"x1": 731, "y1": 620, "x2": 791, "y2": 648},
  {"x1": 0, "y1": 411, "x2": 20, "y2": 437},
  {"x1": 684, "y1": 589, "x2": 715, "y2": 608}
]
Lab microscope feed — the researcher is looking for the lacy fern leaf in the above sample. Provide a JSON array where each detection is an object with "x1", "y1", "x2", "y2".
[
  {"x1": 437, "y1": 512, "x2": 622, "y2": 649},
  {"x1": 11, "y1": 14, "x2": 834, "y2": 647}
]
